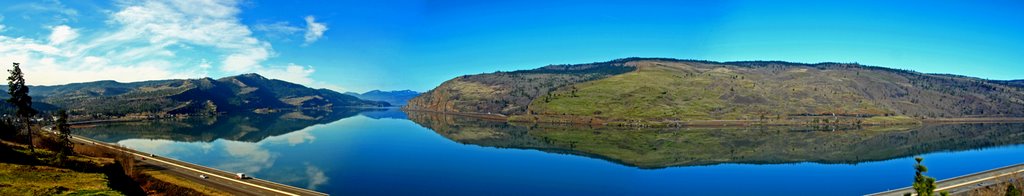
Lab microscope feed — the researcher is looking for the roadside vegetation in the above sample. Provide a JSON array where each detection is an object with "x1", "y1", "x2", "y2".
[
  {"x1": 0, "y1": 62, "x2": 225, "y2": 195},
  {"x1": 968, "y1": 172, "x2": 1024, "y2": 196}
]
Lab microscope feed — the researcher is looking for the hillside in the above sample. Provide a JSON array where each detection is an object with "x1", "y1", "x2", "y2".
[
  {"x1": 404, "y1": 60, "x2": 637, "y2": 115},
  {"x1": 405, "y1": 58, "x2": 1024, "y2": 125},
  {"x1": 1, "y1": 73, "x2": 389, "y2": 116},
  {"x1": 345, "y1": 90, "x2": 420, "y2": 106}
]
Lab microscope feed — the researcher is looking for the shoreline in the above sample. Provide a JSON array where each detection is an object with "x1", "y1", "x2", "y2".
[
  {"x1": 403, "y1": 109, "x2": 1024, "y2": 127},
  {"x1": 400, "y1": 108, "x2": 509, "y2": 121},
  {"x1": 68, "y1": 106, "x2": 394, "y2": 127}
]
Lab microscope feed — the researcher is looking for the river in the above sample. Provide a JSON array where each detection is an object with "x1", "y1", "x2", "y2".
[{"x1": 74, "y1": 108, "x2": 1024, "y2": 195}]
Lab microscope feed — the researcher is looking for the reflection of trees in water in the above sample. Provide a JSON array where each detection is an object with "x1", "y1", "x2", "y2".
[
  {"x1": 75, "y1": 108, "x2": 378, "y2": 143},
  {"x1": 407, "y1": 111, "x2": 1024, "y2": 169}
]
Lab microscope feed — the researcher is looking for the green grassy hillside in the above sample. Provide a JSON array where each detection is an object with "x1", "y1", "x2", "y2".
[
  {"x1": 405, "y1": 58, "x2": 1024, "y2": 125},
  {"x1": 404, "y1": 60, "x2": 636, "y2": 115},
  {"x1": 520, "y1": 60, "x2": 1024, "y2": 125}
]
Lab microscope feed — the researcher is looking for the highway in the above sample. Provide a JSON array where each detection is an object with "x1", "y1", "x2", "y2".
[
  {"x1": 68, "y1": 134, "x2": 329, "y2": 196},
  {"x1": 868, "y1": 163, "x2": 1024, "y2": 196}
]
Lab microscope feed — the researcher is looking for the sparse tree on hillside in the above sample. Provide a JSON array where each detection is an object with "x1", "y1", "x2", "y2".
[
  {"x1": 7, "y1": 62, "x2": 38, "y2": 152},
  {"x1": 54, "y1": 110, "x2": 73, "y2": 157}
]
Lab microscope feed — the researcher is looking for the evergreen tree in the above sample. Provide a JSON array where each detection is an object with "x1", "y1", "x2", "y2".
[
  {"x1": 55, "y1": 110, "x2": 73, "y2": 157},
  {"x1": 7, "y1": 63, "x2": 38, "y2": 152},
  {"x1": 912, "y1": 157, "x2": 937, "y2": 196}
]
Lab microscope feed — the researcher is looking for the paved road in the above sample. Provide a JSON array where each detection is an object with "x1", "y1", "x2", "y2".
[
  {"x1": 69, "y1": 134, "x2": 328, "y2": 196},
  {"x1": 868, "y1": 163, "x2": 1024, "y2": 196}
]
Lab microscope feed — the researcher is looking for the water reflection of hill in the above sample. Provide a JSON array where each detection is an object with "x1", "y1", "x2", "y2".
[
  {"x1": 75, "y1": 108, "x2": 378, "y2": 143},
  {"x1": 407, "y1": 111, "x2": 1024, "y2": 169}
]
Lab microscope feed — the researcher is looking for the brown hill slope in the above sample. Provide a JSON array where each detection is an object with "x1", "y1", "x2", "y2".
[
  {"x1": 406, "y1": 58, "x2": 1024, "y2": 125},
  {"x1": 404, "y1": 60, "x2": 636, "y2": 115}
]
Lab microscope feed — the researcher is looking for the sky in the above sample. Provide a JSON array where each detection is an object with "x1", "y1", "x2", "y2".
[{"x1": 0, "y1": 0, "x2": 1021, "y2": 92}]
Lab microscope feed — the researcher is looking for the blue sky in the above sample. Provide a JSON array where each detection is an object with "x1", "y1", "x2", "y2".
[{"x1": 0, "y1": 0, "x2": 1021, "y2": 92}]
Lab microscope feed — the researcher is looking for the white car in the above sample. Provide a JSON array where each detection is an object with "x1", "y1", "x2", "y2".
[{"x1": 199, "y1": 174, "x2": 208, "y2": 179}]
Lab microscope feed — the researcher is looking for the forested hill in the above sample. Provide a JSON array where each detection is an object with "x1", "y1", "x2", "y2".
[
  {"x1": 0, "y1": 73, "x2": 389, "y2": 116},
  {"x1": 405, "y1": 58, "x2": 1024, "y2": 125}
]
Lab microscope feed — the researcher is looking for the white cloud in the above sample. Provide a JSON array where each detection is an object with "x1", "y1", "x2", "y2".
[
  {"x1": 265, "y1": 127, "x2": 317, "y2": 146},
  {"x1": 254, "y1": 21, "x2": 303, "y2": 37},
  {"x1": 48, "y1": 25, "x2": 77, "y2": 45},
  {"x1": 198, "y1": 59, "x2": 212, "y2": 69},
  {"x1": 262, "y1": 64, "x2": 316, "y2": 85},
  {"x1": 303, "y1": 15, "x2": 327, "y2": 45},
  {"x1": 0, "y1": 0, "x2": 329, "y2": 89},
  {"x1": 118, "y1": 139, "x2": 190, "y2": 155},
  {"x1": 220, "y1": 141, "x2": 276, "y2": 173},
  {"x1": 304, "y1": 163, "x2": 328, "y2": 190},
  {"x1": 7, "y1": 1, "x2": 79, "y2": 24},
  {"x1": 222, "y1": 46, "x2": 271, "y2": 72}
]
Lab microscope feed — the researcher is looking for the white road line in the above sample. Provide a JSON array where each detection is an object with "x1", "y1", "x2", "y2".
[
  {"x1": 934, "y1": 168, "x2": 1024, "y2": 192},
  {"x1": 872, "y1": 164, "x2": 1024, "y2": 196},
  {"x1": 72, "y1": 136, "x2": 301, "y2": 196}
]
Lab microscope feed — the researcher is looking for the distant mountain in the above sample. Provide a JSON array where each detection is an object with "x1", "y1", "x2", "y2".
[
  {"x1": 0, "y1": 73, "x2": 389, "y2": 116},
  {"x1": 344, "y1": 90, "x2": 419, "y2": 106},
  {"x1": 405, "y1": 58, "x2": 1024, "y2": 125}
]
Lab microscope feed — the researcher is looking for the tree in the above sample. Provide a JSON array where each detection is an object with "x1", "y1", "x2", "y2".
[
  {"x1": 7, "y1": 62, "x2": 38, "y2": 152},
  {"x1": 54, "y1": 110, "x2": 73, "y2": 157},
  {"x1": 913, "y1": 157, "x2": 938, "y2": 196}
]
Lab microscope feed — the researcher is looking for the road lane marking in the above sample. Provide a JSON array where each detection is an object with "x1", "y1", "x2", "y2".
[
  {"x1": 934, "y1": 168, "x2": 1024, "y2": 192},
  {"x1": 869, "y1": 163, "x2": 1024, "y2": 196}
]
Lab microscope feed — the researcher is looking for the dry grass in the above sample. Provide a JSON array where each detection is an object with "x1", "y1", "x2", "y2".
[
  {"x1": 72, "y1": 141, "x2": 230, "y2": 196},
  {"x1": 969, "y1": 172, "x2": 1023, "y2": 196},
  {"x1": 138, "y1": 169, "x2": 231, "y2": 196},
  {"x1": 0, "y1": 163, "x2": 121, "y2": 196}
]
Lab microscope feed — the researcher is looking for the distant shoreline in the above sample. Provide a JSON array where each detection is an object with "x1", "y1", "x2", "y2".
[
  {"x1": 400, "y1": 108, "x2": 509, "y2": 121},
  {"x1": 402, "y1": 109, "x2": 1024, "y2": 128},
  {"x1": 921, "y1": 117, "x2": 1024, "y2": 123},
  {"x1": 68, "y1": 106, "x2": 392, "y2": 127}
]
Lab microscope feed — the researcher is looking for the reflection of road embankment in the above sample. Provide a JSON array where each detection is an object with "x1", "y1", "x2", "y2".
[
  {"x1": 407, "y1": 111, "x2": 1024, "y2": 169},
  {"x1": 70, "y1": 134, "x2": 328, "y2": 196}
]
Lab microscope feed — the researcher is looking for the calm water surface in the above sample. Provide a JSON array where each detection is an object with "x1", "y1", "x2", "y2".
[{"x1": 75, "y1": 109, "x2": 1024, "y2": 195}]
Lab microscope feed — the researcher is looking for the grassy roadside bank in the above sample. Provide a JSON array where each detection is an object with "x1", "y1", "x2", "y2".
[{"x1": 0, "y1": 132, "x2": 228, "y2": 195}]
